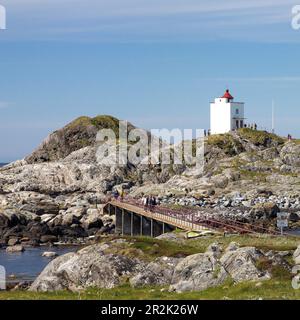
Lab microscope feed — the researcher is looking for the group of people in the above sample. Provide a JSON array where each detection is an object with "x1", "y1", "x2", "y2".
[
  {"x1": 204, "y1": 129, "x2": 211, "y2": 137},
  {"x1": 112, "y1": 188, "x2": 125, "y2": 201},
  {"x1": 248, "y1": 123, "x2": 258, "y2": 130},
  {"x1": 142, "y1": 195, "x2": 158, "y2": 211},
  {"x1": 287, "y1": 134, "x2": 293, "y2": 141}
]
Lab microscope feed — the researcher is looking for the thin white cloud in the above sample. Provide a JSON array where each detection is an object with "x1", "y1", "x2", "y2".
[
  {"x1": 213, "y1": 77, "x2": 300, "y2": 82},
  {"x1": 2, "y1": 0, "x2": 296, "y2": 17},
  {"x1": 0, "y1": 0, "x2": 298, "y2": 42},
  {"x1": 0, "y1": 101, "x2": 11, "y2": 109}
]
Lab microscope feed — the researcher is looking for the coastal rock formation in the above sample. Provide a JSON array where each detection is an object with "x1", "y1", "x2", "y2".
[
  {"x1": 30, "y1": 240, "x2": 277, "y2": 293},
  {"x1": 130, "y1": 256, "x2": 181, "y2": 288},
  {"x1": 30, "y1": 243, "x2": 145, "y2": 292},
  {"x1": 169, "y1": 243, "x2": 270, "y2": 293},
  {"x1": 169, "y1": 251, "x2": 227, "y2": 292},
  {"x1": 1, "y1": 116, "x2": 300, "y2": 244}
]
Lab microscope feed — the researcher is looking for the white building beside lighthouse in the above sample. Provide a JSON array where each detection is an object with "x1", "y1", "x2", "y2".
[{"x1": 210, "y1": 89, "x2": 245, "y2": 135}]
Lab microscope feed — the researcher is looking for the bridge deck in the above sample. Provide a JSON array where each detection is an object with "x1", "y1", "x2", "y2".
[
  {"x1": 108, "y1": 200, "x2": 214, "y2": 233},
  {"x1": 105, "y1": 198, "x2": 291, "y2": 236}
]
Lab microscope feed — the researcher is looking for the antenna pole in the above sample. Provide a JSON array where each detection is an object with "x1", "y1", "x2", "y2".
[{"x1": 272, "y1": 100, "x2": 275, "y2": 134}]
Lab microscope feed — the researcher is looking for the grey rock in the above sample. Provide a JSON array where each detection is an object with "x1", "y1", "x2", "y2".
[
  {"x1": 206, "y1": 242, "x2": 222, "y2": 257},
  {"x1": 169, "y1": 252, "x2": 227, "y2": 293},
  {"x1": 42, "y1": 251, "x2": 58, "y2": 258},
  {"x1": 7, "y1": 238, "x2": 19, "y2": 246},
  {"x1": 293, "y1": 245, "x2": 300, "y2": 265},
  {"x1": 220, "y1": 246, "x2": 270, "y2": 283},
  {"x1": 30, "y1": 244, "x2": 144, "y2": 292},
  {"x1": 6, "y1": 245, "x2": 25, "y2": 253},
  {"x1": 130, "y1": 257, "x2": 181, "y2": 288},
  {"x1": 225, "y1": 242, "x2": 240, "y2": 252},
  {"x1": 155, "y1": 232, "x2": 185, "y2": 243},
  {"x1": 169, "y1": 244, "x2": 270, "y2": 293},
  {"x1": 40, "y1": 235, "x2": 57, "y2": 243},
  {"x1": 80, "y1": 208, "x2": 103, "y2": 230}
]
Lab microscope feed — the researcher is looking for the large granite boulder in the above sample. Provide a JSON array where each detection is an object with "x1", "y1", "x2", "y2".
[
  {"x1": 30, "y1": 243, "x2": 144, "y2": 292},
  {"x1": 169, "y1": 251, "x2": 227, "y2": 293},
  {"x1": 130, "y1": 257, "x2": 181, "y2": 288},
  {"x1": 169, "y1": 242, "x2": 270, "y2": 293},
  {"x1": 293, "y1": 244, "x2": 300, "y2": 265},
  {"x1": 220, "y1": 246, "x2": 270, "y2": 283}
]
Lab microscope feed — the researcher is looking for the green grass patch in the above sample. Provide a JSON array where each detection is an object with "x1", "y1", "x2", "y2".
[
  {"x1": 103, "y1": 237, "x2": 204, "y2": 261},
  {"x1": 1, "y1": 279, "x2": 300, "y2": 300},
  {"x1": 256, "y1": 257, "x2": 292, "y2": 281},
  {"x1": 238, "y1": 128, "x2": 284, "y2": 147},
  {"x1": 239, "y1": 169, "x2": 268, "y2": 182},
  {"x1": 1, "y1": 234, "x2": 299, "y2": 300},
  {"x1": 207, "y1": 134, "x2": 244, "y2": 156},
  {"x1": 102, "y1": 234, "x2": 299, "y2": 260}
]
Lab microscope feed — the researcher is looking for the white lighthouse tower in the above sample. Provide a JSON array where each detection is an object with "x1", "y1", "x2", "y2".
[{"x1": 210, "y1": 89, "x2": 245, "y2": 135}]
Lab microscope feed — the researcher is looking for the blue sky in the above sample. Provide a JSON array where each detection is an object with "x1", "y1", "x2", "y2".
[{"x1": 0, "y1": 0, "x2": 300, "y2": 162}]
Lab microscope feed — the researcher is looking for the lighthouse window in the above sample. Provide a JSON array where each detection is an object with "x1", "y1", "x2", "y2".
[{"x1": 235, "y1": 109, "x2": 239, "y2": 114}]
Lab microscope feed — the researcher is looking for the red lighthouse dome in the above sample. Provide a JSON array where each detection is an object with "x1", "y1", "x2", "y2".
[{"x1": 222, "y1": 89, "x2": 234, "y2": 100}]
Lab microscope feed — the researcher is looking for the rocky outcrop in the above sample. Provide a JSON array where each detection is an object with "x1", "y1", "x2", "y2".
[
  {"x1": 169, "y1": 243, "x2": 270, "y2": 293},
  {"x1": 220, "y1": 246, "x2": 269, "y2": 283},
  {"x1": 130, "y1": 257, "x2": 180, "y2": 288},
  {"x1": 169, "y1": 251, "x2": 227, "y2": 292},
  {"x1": 249, "y1": 203, "x2": 280, "y2": 220},
  {"x1": 1, "y1": 116, "x2": 300, "y2": 244},
  {"x1": 25, "y1": 115, "x2": 136, "y2": 163},
  {"x1": 30, "y1": 243, "x2": 145, "y2": 292},
  {"x1": 6, "y1": 245, "x2": 25, "y2": 253},
  {"x1": 293, "y1": 245, "x2": 300, "y2": 265},
  {"x1": 30, "y1": 240, "x2": 276, "y2": 293}
]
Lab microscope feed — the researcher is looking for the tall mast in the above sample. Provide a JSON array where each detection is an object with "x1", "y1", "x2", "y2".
[{"x1": 272, "y1": 100, "x2": 275, "y2": 134}]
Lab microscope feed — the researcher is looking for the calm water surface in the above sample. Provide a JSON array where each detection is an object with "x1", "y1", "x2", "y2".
[{"x1": 0, "y1": 246, "x2": 78, "y2": 283}]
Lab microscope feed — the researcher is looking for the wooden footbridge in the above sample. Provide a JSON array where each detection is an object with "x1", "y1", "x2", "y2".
[{"x1": 104, "y1": 197, "x2": 280, "y2": 238}]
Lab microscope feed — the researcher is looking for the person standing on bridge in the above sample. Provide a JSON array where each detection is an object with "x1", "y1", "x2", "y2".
[
  {"x1": 148, "y1": 195, "x2": 153, "y2": 211},
  {"x1": 113, "y1": 189, "x2": 119, "y2": 200},
  {"x1": 120, "y1": 188, "x2": 125, "y2": 202},
  {"x1": 149, "y1": 195, "x2": 157, "y2": 211},
  {"x1": 142, "y1": 195, "x2": 148, "y2": 210}
]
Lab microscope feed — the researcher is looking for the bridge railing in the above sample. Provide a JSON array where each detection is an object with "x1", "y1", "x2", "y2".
[{"x1": 110, "y1": 196, "x2": 280, "y2": 235}]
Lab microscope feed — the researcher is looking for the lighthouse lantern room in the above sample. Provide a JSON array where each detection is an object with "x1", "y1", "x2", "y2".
[{"x1": 210, "y1": 89, "x2": 245, "y2": 135}]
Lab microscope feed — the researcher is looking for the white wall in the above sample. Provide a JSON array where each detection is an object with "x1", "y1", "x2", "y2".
[
  {"x1": 210, "y1": 99, "x2": 245, "y2": 134},
  {"x1": 210, "y1": 102, "x2": 231, "y2": 134},
  {"x1": 230, "y1": 102, "x2": 244, "y2": 130}
]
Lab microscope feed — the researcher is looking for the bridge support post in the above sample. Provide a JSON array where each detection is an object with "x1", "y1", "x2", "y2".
[
  {"x1": 131, "y1": 212, "x2": 133, "y2": 236},
  {"x1": 131, "y1": 213, "x2": 141, "y2": 236},
  {"x1": 141, "y1": 215, "x2": 151, "y2": 237},
  {"x1": 121, "y1": 208, "x2": 124, "y2": 236},
  {"x1": 151, "y1": 219, "x2": 153, "y2": 238},
  {"x1": 112, "y1": 201, "x2": 176, "y2": 237},
  {"x1": 115, "y1": 206, "x2": 123, "y2": 234}
]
